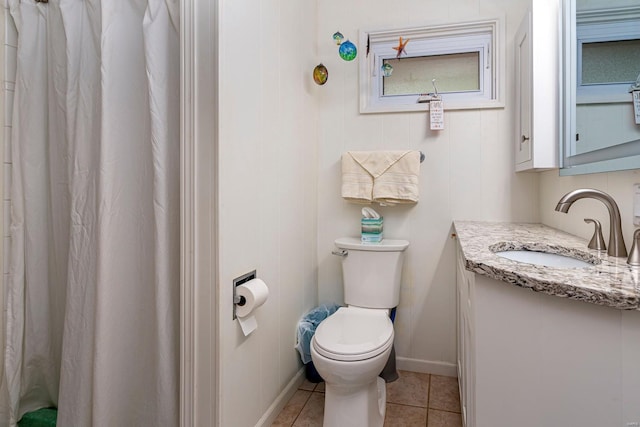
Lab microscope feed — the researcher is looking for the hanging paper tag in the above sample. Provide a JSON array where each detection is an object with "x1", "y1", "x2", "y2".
[
  {"x1": 430, "y1": 98, "x2": 444, "y2": 130},
  {"x1": 633, "y1": 91, "x2": 640, "y2": 125}
]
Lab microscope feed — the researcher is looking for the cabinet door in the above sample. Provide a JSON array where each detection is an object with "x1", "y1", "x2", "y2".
[
  {"x1": 457, "y1": 289, "x2": 466, "y2": 425},
  {"x1": 463, "y1": 315, "x2": 474, "y2": 427},
  {"x1": 456, "y1": 245, "x2": 475, "y2": 426},
  {"x1": 515, "y1": 11, "x2": 533, "y2": 166},
  {"x1": 456, "y1": 247, "x2": 467, "y2": 425}
]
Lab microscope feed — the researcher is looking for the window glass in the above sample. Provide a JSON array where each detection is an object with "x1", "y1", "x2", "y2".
[
  {"x1": 382, "y1": 52, "x2": 480, "y2": 96},
  {"x1": 581, "y1": 39, "x2": 640, "y2": 85}
]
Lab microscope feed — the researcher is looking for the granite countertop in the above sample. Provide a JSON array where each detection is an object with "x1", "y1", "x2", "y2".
[{"x1": 453, "y1": 221, "x2": 640, "y2": 310}]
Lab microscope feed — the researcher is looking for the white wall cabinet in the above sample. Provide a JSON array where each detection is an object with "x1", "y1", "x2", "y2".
[
  {"x1": 514, "y1": 1, "x2": 559, "y2": 172},
  {"x1": 456, "y1": 245, "x2": 640, "y2": 427}
]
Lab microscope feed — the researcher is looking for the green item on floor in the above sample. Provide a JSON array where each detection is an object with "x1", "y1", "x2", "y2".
[{"x1": 18, "y1": 408, "x2": 57, "y2": 427}]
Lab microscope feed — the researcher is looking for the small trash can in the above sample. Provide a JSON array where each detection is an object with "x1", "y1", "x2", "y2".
[{"x1": 295, "y1": 304, "x2": 339, "y2": 382}]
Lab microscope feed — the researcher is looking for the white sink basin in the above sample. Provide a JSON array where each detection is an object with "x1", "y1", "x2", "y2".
[{"x1": 494, "y1": 250, "x2": 594, "y2": 268}]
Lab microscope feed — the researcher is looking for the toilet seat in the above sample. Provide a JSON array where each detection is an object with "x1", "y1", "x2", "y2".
[{"x1": 312, "y1": 307, "x2": 394, "y2": 362}]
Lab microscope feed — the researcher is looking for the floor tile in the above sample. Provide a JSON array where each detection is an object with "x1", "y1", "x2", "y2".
[
  {"x1": 386, "y1": 370, "x2": 430, "y2": 407},
  {"x1": 428, "y1": 375, "x2": 460, "y2": 413},
  {"x1": 384, "y1": 403, "x2": 427, "y2": 426},
  {"x1": 274, "y1": 371, "x2": 462, "y2": 426},
  {"x1": 272, "y1": 390, "x2": 311, "y2": 427},
  {"x1": 299, "y1": 379, "x2": 317, "y2": 391},
  {"x1": 427, "y1": 409, "x2": 462, "y2": 427},
  {"x1": 292, "y1": 392, "x2": 324, "y2": 427}
]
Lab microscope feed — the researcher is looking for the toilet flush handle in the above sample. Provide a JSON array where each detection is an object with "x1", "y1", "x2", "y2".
[{"x1": 331, "y1": 249, "x2": 348, "y2": 257}]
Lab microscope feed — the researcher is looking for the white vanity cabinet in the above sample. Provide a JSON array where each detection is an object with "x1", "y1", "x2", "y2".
[
  {"x1": 456, "y1": 246, "x2": 640, "y2": 427},
  {"x1": 514, "y1": 1, "x2": 559, "y2": 171}
]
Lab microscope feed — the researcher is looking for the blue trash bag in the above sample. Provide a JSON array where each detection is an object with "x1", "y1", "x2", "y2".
[{"x1": 295, "y1": 304, "x2": 340, "y2": 364}]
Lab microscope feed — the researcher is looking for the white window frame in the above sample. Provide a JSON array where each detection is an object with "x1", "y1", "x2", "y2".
[
  {"x1": 576, "y1": 6, "x2": 640, "y2": 104},
  {"x1": 359, "y1": 18, "x2": 505, "y2": 114}
]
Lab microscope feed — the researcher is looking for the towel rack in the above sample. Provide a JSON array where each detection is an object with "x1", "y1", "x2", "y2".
[{"x1": 419, "y1": 151, "x2": 425, "y2": 163}]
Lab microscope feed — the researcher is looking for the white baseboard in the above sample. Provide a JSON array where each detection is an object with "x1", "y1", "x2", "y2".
[
  {"x1": 255, "y1": 367, "x2": 306, "y2": 427},
  {"x1": 396, "y1": 357, "x2": 458, "y2": 377}
]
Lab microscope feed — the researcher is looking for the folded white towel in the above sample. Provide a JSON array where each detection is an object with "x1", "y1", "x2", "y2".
[
  {"x1": 372, "y1": 151, "x2": 420, "y2": 205},
  {"x1": 341, "y1": 152, "x2": 374, "y2": 204},
  {"x1": 341, "y1": 150, "x2": 420, "y2": 205}
]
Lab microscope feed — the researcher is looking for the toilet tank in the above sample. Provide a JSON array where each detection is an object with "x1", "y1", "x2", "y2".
[{"x1": 335, "y1": 237, "x2": 409, "y2": 309}]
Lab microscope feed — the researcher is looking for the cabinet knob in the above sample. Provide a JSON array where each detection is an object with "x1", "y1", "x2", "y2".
[{"x1": 521, "y1": 135, "x2": 530, "y2": 143}]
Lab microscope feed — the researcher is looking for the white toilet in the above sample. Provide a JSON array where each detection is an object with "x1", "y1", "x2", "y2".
[{"x1": 311, "y1": 237, "x2": 409, "y2": 427}]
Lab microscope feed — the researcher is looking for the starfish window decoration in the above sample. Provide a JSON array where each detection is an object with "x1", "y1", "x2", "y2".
[{"x1": 392, "y1": 36, "x2": 409, "y2": 59}]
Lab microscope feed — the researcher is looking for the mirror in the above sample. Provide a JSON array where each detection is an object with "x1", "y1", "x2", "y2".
[{"x1": 561, "y1": 0, "x2": 640, "y2": 175}]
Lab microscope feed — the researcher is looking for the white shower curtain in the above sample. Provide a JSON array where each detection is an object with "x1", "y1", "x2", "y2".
[{"x1": 0, "y1": 0, "x2": 180, "y2": 425}]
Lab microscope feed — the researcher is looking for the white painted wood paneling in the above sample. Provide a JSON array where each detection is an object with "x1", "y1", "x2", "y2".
[{"x1": 317, "y1": 0, "x2": 535, "y2": 375}]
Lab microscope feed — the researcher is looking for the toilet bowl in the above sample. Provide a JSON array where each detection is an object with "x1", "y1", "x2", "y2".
[
  {"x1": 313, "y1": 237, "x2": 408, "y2": 426},
  {"x1": 310, "y1": 306, "x2": 394, "y2": 427}
]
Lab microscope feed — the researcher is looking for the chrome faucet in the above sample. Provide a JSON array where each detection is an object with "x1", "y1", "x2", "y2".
[{"x1": 555, "y1": 188, "x2": 627, "y2": 258}]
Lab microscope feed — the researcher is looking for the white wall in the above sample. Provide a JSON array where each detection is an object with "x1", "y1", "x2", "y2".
[
  {"x1": 316, "y1": 0, "x2": 537, "y2": 374},
  {"x1": 539, "y1": 169, "x2": 640, "y2": 250},
  {"x1": 217, "y1": 1, "x2": 319, "y2": 426}
]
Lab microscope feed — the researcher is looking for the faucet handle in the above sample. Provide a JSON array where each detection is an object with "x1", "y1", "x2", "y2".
[
  {"x1": 584, "y1": 218, "x2": 606, "y2": 251},
  {"x1": 627, "y1": 229, "x2": 640, "y2": 266}
]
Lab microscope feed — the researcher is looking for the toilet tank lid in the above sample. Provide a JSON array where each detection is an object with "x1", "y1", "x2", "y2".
[{"x1": 335, "y1": 237, "x2": 409, "y2": 252}]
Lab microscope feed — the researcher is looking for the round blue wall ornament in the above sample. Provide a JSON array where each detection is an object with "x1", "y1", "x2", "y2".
[{"x1": 338, "y1": 40, "x2": 357, "y2": 61}]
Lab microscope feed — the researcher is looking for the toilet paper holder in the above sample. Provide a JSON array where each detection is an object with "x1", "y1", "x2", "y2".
[{"x1": 233, "y1": 270, "x2": 256, "y2": 320}]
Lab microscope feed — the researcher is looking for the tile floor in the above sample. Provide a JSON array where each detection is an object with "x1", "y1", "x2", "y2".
[{"x1": 272, "y1": 370, "x2": 462, "y2": 427}]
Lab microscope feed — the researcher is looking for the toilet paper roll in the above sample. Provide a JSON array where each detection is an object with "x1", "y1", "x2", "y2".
[
  {"x1": 236, "y1": 278, "x2": 269, "y2": 336},
  {"x1": 236, "y1": 278, "x2": 269, "y2": 318}
]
